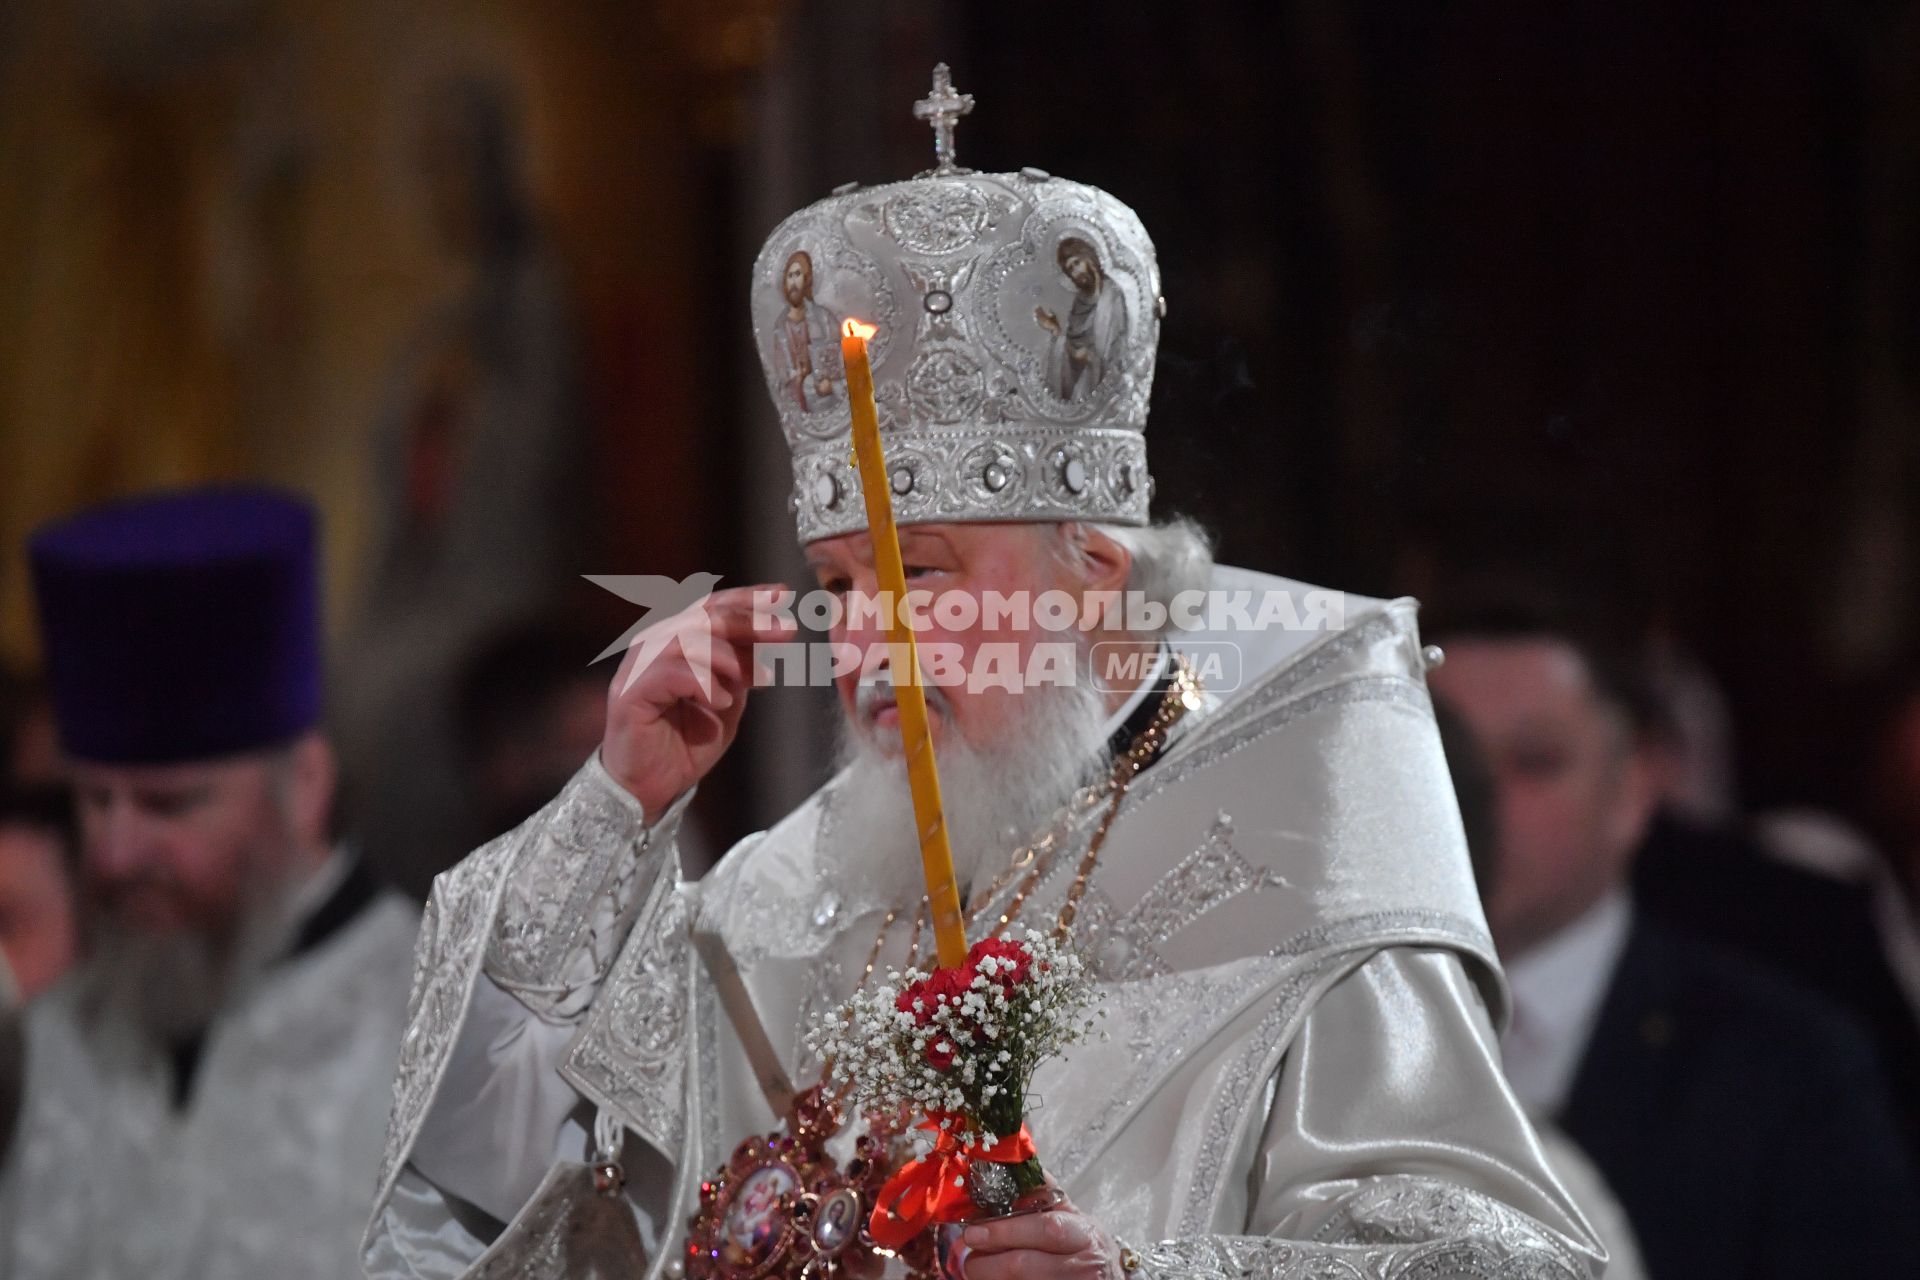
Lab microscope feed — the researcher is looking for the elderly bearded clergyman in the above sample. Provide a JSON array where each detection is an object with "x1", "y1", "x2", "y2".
[{"x1": 365, "y1": 70, "x2": 1605, "y2": 1280}]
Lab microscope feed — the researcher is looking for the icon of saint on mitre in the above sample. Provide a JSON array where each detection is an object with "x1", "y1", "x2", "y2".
[
  {"x1": 773, "y1": 249, "x2": 845, "y2": 412},
  {"x1": 1033, "y1": 235, "x2": 1128, "y2": 403}
]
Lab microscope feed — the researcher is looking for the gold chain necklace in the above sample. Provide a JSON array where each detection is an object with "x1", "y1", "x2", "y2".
[
  {"x1": 854, "y1": 903, "x2": 924, "y2": 990},
  {"x1": 973, "y1": 652, "x2": 1203, "y2": 942}
]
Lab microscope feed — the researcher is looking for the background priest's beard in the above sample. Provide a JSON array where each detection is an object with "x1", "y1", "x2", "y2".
[
  {"x1": 81, "y1": 845, "x2": 308, "y2": 1050},
  {"x1": 84, "y1": 927, "x2": 229, "y2": 1047},
  {"x1": 832, "y1": 662, "x2": 1114, "y2": 911}
]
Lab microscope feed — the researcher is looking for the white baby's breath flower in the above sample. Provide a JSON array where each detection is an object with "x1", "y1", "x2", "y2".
[{"x1": 804, "y1": 932, "x2": 1097, "y2": 1143}]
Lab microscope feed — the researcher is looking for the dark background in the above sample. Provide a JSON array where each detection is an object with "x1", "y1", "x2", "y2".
[
  {"x1": 737, "y1": 1, "x2": 1920, "y2": 831},
  {"x1": 3, "y1": 0, "x2": 1916, "y2": 849}
]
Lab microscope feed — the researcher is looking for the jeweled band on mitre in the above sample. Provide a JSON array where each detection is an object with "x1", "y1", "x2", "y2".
[{"x1": 751, "y1": 68, "x2": 1162, "y2": 543}]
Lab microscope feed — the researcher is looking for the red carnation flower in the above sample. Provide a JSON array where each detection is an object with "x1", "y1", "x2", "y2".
[
  {"x1": 924, "y1": 1037, "x2": 956, "y2": 1071},
  {"x1": 929, "y1": 965, "x2": 976, "y2": 1007},
  {"x1": 898, "y1": 964, "x2": 980, "y2": 1027},
  {"x1": 967, "y1": 937, "x2": 1032, "y2": 989}
]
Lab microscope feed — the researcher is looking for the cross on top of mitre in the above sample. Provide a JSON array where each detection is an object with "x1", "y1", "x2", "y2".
[{"x1": 914, "y1": 63, "x2": 974, "y2": 175}]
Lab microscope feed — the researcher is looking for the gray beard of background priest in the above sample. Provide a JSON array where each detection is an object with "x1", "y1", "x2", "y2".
[{"x1": 364, "y1": 84, "x2": 1605, "y2": 1280}]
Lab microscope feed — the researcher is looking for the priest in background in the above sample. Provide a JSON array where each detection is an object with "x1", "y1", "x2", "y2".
[
  {"x1": 365, "y1": 72, "x2": 1603, "y2": 1280},
  {"x1": 0, "y1": 487, "x2": 419, "y2": 1279}
]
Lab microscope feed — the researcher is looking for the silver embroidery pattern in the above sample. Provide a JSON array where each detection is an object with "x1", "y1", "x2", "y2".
[
  {"x1": 1073, "y1": 885, "x2": 1140, "y2": 978},
  {"x1": 700, "y1": 792, "x2": 843, "y2": 970},
  {"x1": 1136, "y1": 677, "x2": 1432, "y2": 814},
  {"x1": 1199, "y1": 609, "x2": 1408, "y2": 734},
  {"x1": 1141, "y1": 1173, "x2": 1590, "y2": 1280},
  {"x1": 1047, "y1": 963, "x2": 1277, "y2": 1182},
  {"x1": 696, "y1": 971, "x2": 723, "y2": 1181},
  {"x1": 1105, "y1": 813, "x2": 1275, "y2": 980},
  {"x1": 707, "y1": 871, "x2": 834, "y2": 969},
  {"x1": 562, "y1": 872, "x2": 695, "y2": 1158},
  {"x1": 882, "y1": 182, "x2": 994, "y2": 253},
  {"x1": 1314, "y1": 1176, "x2": 1573, "y2": 1258},
  {"x1": 487, "y1": 776, "x2": 647, "y2": 1007},
  {"x1": 379, "y1": 833, "x2": 514, "y2": 1195}
]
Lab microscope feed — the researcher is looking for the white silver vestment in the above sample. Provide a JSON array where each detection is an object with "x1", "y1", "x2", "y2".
[
  {"x1": 363, "y1": 570, "x2": 1607, "y2": 1280},
  {"x1": 0, "y1": 892, "x2": 420, "y2": 1279}
]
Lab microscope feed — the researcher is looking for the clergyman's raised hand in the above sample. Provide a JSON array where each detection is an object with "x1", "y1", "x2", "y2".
[{"x1": 600, "y1": 585, "x2": 796, "y2": 817}]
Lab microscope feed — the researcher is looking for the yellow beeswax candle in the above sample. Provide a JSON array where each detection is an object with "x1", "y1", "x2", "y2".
[{"x1": 840, "y1": 318, "x2": 967, "y2": 970}]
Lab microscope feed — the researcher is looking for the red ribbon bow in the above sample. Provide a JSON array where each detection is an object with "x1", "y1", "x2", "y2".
[{"x1": 868, "y1": 1118, "x2": 1037, "y2": 1249}]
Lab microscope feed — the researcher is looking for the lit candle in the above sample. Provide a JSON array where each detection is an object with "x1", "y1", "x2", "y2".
[{"x1": 840, "y1": 318, "x2": 968, "y2": 969}]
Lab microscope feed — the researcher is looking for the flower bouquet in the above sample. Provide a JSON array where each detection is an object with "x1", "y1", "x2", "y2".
[{"x1": 806, "y1": 930, "x2": 1098, "y2": 1250}]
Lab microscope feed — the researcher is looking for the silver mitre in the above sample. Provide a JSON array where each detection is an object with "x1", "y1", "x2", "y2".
[{"x1": 752, "y1": 64, "x2": 1163, "y2": 543}]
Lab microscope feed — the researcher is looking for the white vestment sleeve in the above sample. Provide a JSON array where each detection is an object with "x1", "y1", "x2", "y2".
[
  {"x1": 1137, "y1": 946, "x2": 1604, "y2": 1278},
  {"x1": 407, "y1": 759, "x2": 696, "y2": 1225},
  {"x1": 1251, "y1": 946, "x2": 1589, "y2": 1241},
  {"x1": 408, "y1": 977, "x2": 591, "y2": 1225},
  {"x1": 367, "y1": 757, "x2": 695, "y2": 1276}
]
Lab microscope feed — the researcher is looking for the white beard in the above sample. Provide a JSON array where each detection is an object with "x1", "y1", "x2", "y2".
[{"x1": 829, "y1": 665, "x2": 1115, "y2": 911}]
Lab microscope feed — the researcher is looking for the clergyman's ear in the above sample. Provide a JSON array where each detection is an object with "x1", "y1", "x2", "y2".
[
  {"x1": 284, "y1": 732, "x2": 339, "y2": 848},
  {"x1": 1066, "y1": 524, "x2": 1132, "y2": 605}
]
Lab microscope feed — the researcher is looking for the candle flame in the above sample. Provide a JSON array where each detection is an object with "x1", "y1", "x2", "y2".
[{"x1": 843, "y1": 318, "x2": 878, "y2": 340}]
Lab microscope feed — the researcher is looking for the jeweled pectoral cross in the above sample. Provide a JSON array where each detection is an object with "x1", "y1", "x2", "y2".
[{"x1": 914, "y1": 62, "x2": 974, "y2": 175}]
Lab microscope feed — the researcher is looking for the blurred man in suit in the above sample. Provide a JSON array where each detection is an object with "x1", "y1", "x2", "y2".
[
  {"x1": 1427, "y1": 591, "x2": 1920, "y2": 1279},
  {"x1": 1631, "y1": 791, "x2": 1920, "y2": 1172},
  {"x1": 1629, "y1": 670, "x2": 1920, "y2": 1169},
  {"x1": 1433, "y1": 701, "x2": 1648, "y2": 1280}
]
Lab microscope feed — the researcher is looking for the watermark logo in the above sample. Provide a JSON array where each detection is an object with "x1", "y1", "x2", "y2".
[
  {"x1": 1090, "y1": 640, "x2": 1243, "y2": 694},
  {"x1": 585, "y1": 572, "x2": 724, "y2": 695},
  {"x1": 588, "y1": 577, "x2": 1341, "y2": 695}
]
